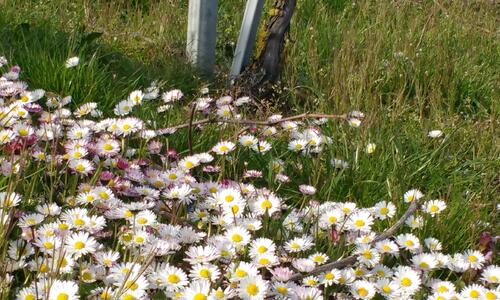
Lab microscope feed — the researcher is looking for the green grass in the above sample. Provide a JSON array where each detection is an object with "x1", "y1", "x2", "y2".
[{"x1": 0, "y1": 0, "x2": 498, "y2": 256}]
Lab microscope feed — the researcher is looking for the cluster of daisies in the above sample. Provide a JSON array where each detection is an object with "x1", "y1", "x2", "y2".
[{"x1": 0, "y1": 58, "x2": 498, "y2": 300}]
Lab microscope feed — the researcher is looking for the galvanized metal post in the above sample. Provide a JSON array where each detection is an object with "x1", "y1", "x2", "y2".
[
  {"x1": 187, "y1": 0, "x2": 218, "y2": 76},
  {"x1": 229, "y1": 0, "x2": 265, "y2": 81}
]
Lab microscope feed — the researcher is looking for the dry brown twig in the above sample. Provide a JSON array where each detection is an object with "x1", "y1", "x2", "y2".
[
  {"x1": 156, "y1": 112, "x2": 348, "y2": 135},
  {"x1": 285, "y1": 199, "x2": 421, "y2": 282}
]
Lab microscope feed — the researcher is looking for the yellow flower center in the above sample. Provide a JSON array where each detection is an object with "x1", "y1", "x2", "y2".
[
  {"x1": 401, "y1": 277, "x2": 412, "y2": 287},
  {"x1": 100, "y1": 291, "x2": 111, "y2": 299},
  {"x1": 257, "y1": 246, "x2": 267, "y2": 253},
  {"x1": 137, "y1": 217, "x2": 147, "y2": 225},
  {"x1": 437, "y1": 286, "x2": 449, "y2": 293},
  {"x1": 231, "y1": 234, "x2": 242, "y2": 242},
  {"x1": 258, "y1": 258, "x2": 270, "y2": 265},
  {"x1": 405, "y1": 240, "x2": 414, "y2": 247},
  {"x1": 380, "y1": 207, "x2": 389, "y2": 215},
  {"x1": 24, "y1": 295, "x2": 36, "y2": 300},
  {"x1": 261, "y1": 199, "x2": 272, "y2": 209},
  {"x1": 193, "y1": 293, "x2": 207, "y2": 300},
  {"x1": 122, "y1": 124, "x2": 131, "y2": 130},
  {"x1": 470, "y1": 290, "x2": 480, "y2": 298},
  {"x1": 82, "y1": 270, "x2": 93, "y2": 281},
  {"x1": 219, "y1": 145, "x2": 229, "y2": 152},
  {"x1": 357, "y1": 288, "x2": 368, "y2": 297},
  {"x1": 74, "y1": 241, "x2": 85, "y2": 250},
  {"x1": 56, "y1": 293, "x2": 69, "y2": 300},
  {"x1": 246, "y1": 283, "x2": 259, "y2": 296},
  {"x1": 43, "y1": 241, "x2": 54, "y2": 249},
  {"x1": 430, "y1": 205, "x2": 439, "y2": 212},
  {"x1": 382, "y1": 285, "x2": 391, "y2": 293},
  {"x1": 74, "y1": 218, "x2": 85, "y2": 226},
  {"x1": 468, "y1": 255, "x2": 477, "y2": 262},
  {"x1": 276, "y1": 286, "x2": 288, "y2": 295},
  {"x1": 122, "y1": 294, "x2": 134, "y2": 300},
  {"x1": 362, "y1": 250, "x2": 372, "y2": 259},
  {"x1": 199, "y1": 269, "x2": 211, "y2": 278},
  {"x1": 185, "y1": 161, "x2": 194, "y2": 168},
  {"x1": 75, "y1": 164, "x2": 85, "y2": 172},
  {"x1": 328, "y1": 216, "x2": 337, "y2": 223},
  {"x1": 355, "y1": 220, "x2": 365, "y2": 227},
  {"x1": 58, "y1": 223, "x2": 69, "y2": 230},
  {"x1": 134, "y1": 236, "x2": 145, "y2": 243},
  {"x1": 19, "y1": 128, "x2": 29, "y2": 136},
  {"x1": 167, "y1": 274, "x2": 180, "y2": 284},
  {"x1": 235, "y1": 269, "x2": 247, "y2": 278},
  {"x1": 224, "y1": 195, "x2": 234, "y2": 202},
  {"x1": 125, "y1": 280, "x2": 138, "y2": 290}
]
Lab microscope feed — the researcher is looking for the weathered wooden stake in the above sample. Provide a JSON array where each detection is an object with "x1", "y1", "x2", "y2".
[
  {"x1": 187, "y1": 0, "x2": 218, "y2": 76},
  {"x1": 230, "y1": 0, "x2": 265, "y2": 81}
]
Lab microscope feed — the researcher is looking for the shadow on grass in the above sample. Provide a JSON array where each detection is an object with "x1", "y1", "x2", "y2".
[{"x1": 0, "y1": 19, "x2": 202, "y2": 111}]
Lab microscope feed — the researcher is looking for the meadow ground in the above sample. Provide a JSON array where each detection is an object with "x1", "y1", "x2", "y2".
[{"x1": 0, "y1": 0, "x2": 498, "y2": 298}]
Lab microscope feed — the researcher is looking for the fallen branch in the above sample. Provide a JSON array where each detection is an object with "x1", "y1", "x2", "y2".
[
  {"x1": 285, "y1": 199, "x2": 421, "y2": 282},
  {"x1": 156, "y1": 112, "x2": 347, "y2": 135}
]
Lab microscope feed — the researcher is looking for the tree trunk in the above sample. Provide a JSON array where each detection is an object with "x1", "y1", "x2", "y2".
[{"x1": 234, "y1": 0, "x2": 297, "y2": 98}]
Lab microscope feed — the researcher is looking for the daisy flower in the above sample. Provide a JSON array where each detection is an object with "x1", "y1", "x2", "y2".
[
  {"x1": 114, "y1": 99, "x2": 134, "y2": 116},
  {"x1": 251, "y1": 140, "x2": 272, "y2": 153},
  {"x1": 0, "y1": 192, "x2": 21, "y2": 208},
  {"x1": 212, "y1": 141, "x2": 235, "y2": 155},
  {"x1": 48, "y1": 280, "x2": 79, "y2": 299},
  {"x1": 285, "y1": 235, "x2": 314, "y2": 253},
  {"x1": 69, "y1": 158, "x2": 94, "y2": 175},
  {"x1": 393, "y1": 266, "x2": 421, "y2": 294},
  {"x1": 460, "y1": 284, "x2": 485, "y2": 299},
  {"x1": 298, "y1": 184, "x2": 316, "y2": 195},
  {"x1": 96, "y1": 139, "x2": 120, "y2": 157},
  {"x1": 396, "y1": 233, "x2": 421, "y2": 252},
  {"x1": 288, "y1": 139, "x2": 307, "y2": 152},
  {"x1": 354, "y1": 244, "x2": 381, "y2": 267},
  {"x1": 182, "y1": 280, "x2": 211, "y2": 300},
  {"x1": 128, "y1": 90, "x2": 144, "y2": 105},
  {"x1": 239, "y1": 135, "x2": 258, "y2": 147},
  {"x1": 412, "y1": 253, "x2": 438, "y2": 271},
  {"x1": 184, "y1": 245, "x2": 220, "y2": 265},
  {"x1": 462, "y1": 249, "x2": 486, "y2": 269},
  {"x1": 249, "y1": 238, "x2": 276, "y2": 258},
  {"x1": 375, "y1": 278, "x2": 399, "y2": 298},
  {"x1": 403, "y1": 189, "x2": 424, "y2": 203},
  {"x1": 163, "y1": 89, "x2": 183, "y2": 103},
  {"x1": 405, "y1": 215, "x2": 424, "y2": 229},
  {"x1": 308, "y1": 252, "x2": 329, "y2": 265},
  {"x1": 190, "y1": 263, "x2": 221, "y2": 282},
  {"x1": 424, "y1": 237, "x2": 443, "y2": 251},
  {"x1": 153, "y1": 265, "x2": 187, "y2": 291},
  {"x1": 65, "y1": 56, "x2": 80, "y2": 68},
  {"x1": 424, "y1": 199, "x2": 447, "y2": 216},
  {"x1": 350, "y1": 280, "x2": 376, "y2": 299},
  {"x1": 428, "y1": 130, "x2": 443, "y2": 138},
  {"x1": 252, "y1": 193, "x2": 281, "y2": 216},
  {"x1": 238, "y1": 275, "x2": 268, "y2": 300},
  {"x1": 65, "y1": 231, "x2": 98, "y2": 258},
  {"x1": 481, "y1": 265, "x2": 500, "y2": 284},
  {"x1": 225, "y1": 226, "x2": 251, "y2": 246},
  {"x1": 346, "y1": 210, "x2": 374, "y2": 232},
  {"x1": 372, "y1": 201, "x2": 396, "y2": 220},
  {"x1": 366, "y1": 142, "x2": 376, "y2": 154},
  {"x1": 18, "y1": 213, "x2": 44, "y2": 228}
]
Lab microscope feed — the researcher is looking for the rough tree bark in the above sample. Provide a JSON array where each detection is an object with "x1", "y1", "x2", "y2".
[{"x1": 235, "y1": 0, "x2": 297, "y2": 98}]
